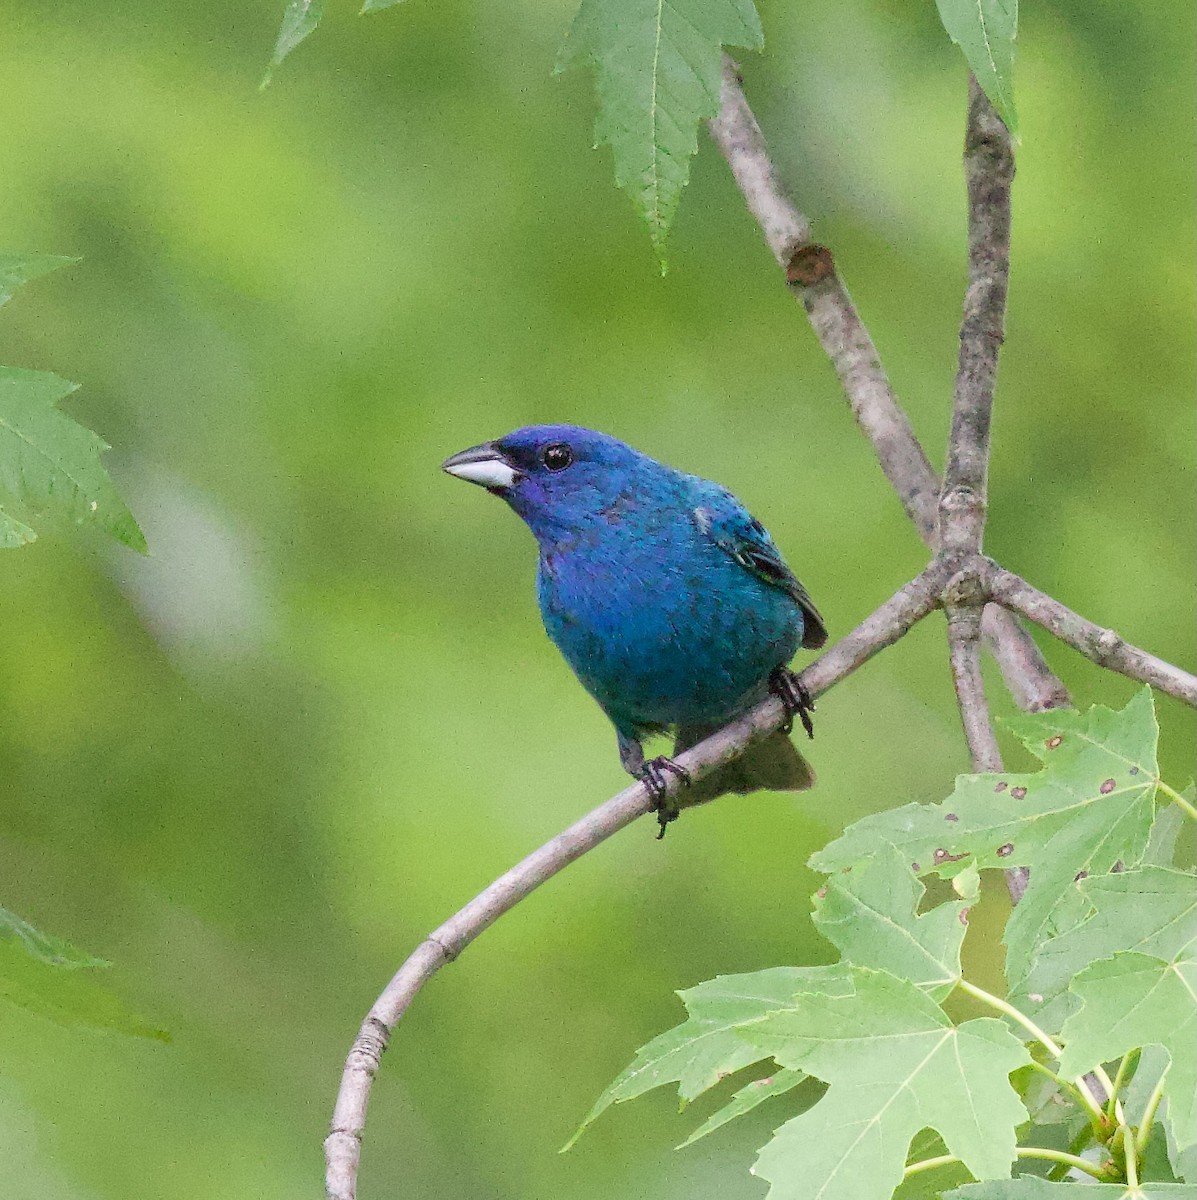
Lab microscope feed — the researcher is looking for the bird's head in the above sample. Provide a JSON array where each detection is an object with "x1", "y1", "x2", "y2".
[{"x1": 442, "y1": 424, "x2": 650, "y2": 541}]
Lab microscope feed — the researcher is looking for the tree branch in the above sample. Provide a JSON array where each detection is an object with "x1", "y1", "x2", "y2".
[
  {"x1": 707, "y1": 56, "x2": 1068, "y2": 714},
  {"x1": 939, "y1": 77, "x2": 1013, "y2": 555},
  {"x1": 988, "y1": 566, "x2": 1197, "y2": 708},
  {"x1": 324, "y1": 561, "x2": 949, "y2": 1200}
]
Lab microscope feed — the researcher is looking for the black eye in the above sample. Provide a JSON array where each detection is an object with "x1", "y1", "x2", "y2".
[{"x1": 542, "y1": 443, "x2": 573, "y2": 471}]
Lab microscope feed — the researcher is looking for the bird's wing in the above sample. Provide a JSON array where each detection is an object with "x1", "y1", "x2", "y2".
[{"x1": 692, "y1": 488, "x2": 827, "y2": 649}]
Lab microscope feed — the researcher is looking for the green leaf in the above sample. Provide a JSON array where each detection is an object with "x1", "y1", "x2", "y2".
[
  {"x1": 1146, "y1": 800, "x2": 1189, "y2": 869},
  {"x1": 361, "y1": 0, "x2": 403, "y2": 11},
  {"x1": 0, "y1": 905, "x2": 110, "y2": 968},
  {"x1": 557, "y1": 0, "x2": 763, "y2": 261},
  {"x1": 676, "y1": 1067, "x2": 806, "y2": 1149},
  {"x1": 1059, "y1": 951, "x2": 1197, "y2": 1161},
  {"x1": 0, "y1": 507, "x2": 36, "y2": 547},
  {"x1": 934, "y1": 0, "x2": 1018, "y2": 136},
  {"x1": 565, "y1": 965, "x2": 850, "y2": 1147},
  {"x1": 0, "y1": 253, "x2": 77, "y2": 309},
  {"x1": 0, "y1": 366, "x2": 146, "y2": 551},
  {"x1": 743, "y1": 968, "x2": 1031, "y2": 1200},
  {"x1": 813, "y1": 691, "x2": 1160, "y2": 987},
  {"x1": 0, "y1": 939, "x2": 168, "y2": 1040},
  {"x1": 946, "y1": 1178, "x2": 1197, "y2": 1199},
  {"x1": 1126, "y1": 1046, "x2": 1194, "y2": 1183},
  {"x1": 1015, "y1": 866, "x2": 1197, "y2": 1033},
  {"x1": 262, "y1": 0, "x2": 324, "y2": 88},
  {"x1": 812, "y1": 842, "x2": 973, "y2": 1001}
]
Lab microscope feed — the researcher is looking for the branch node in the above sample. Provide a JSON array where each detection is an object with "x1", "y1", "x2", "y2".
[
  {"x1": 425, "y1": 933, "x2": 461, "y2": 963},
  {"x1": 941, "y1": 558, "x2": 989, "y2": 609},
  {"x1": 1089, "y1": 627, "x2": 1124, "y2": 664},
  {"x1": 786, "y1": 243, "x2": 835, "y2": 287}
]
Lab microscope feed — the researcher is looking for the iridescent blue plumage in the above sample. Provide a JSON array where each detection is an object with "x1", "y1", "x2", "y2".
[{"x1": 442, "y1": 424, "x2": 826, "y2": 828}]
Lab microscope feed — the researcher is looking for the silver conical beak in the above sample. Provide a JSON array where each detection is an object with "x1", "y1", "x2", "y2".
[{"x1": 441, "y1": 442, "x2": 521, "y2": 490}]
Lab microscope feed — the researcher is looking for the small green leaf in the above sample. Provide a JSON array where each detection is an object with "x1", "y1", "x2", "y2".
[
  {"x1": 0, "y1": 253, "x2": 78, "y2": 309},
  {"x1": 743, "y1": 968, "x2": 1031, "y2": 1200},
  {"x1": 0, "y1": 905, "x2": 110, "y2": 968},
  {"x1": 812, "y1": 842, "x2": 971, "y2": 1001},
  {"x1": 946, "y1": 1180, "x2": 1195, "y2": 1199},
  {"x1": 1059, "y1": 951, "x2": 1197, "y2": 1161},
  {"x1": 0, "y1": 508, "x2": 36, "y2": 547},
  {"x1": 1147, "y1": 796, "x2": 1191, "y2": 868},
  {"x1": 1125, "y1": 1045, "x2": 1194, "y2": 1183},
  {"x1": 0, "y1": 366, "x2": 146, "y2": 552},
  {"x1": 676, "y1": 1067, "x2": 807, "y2": 1149},
  {"x1": 565, "y1": 965, "x2": 850, "y2": 1148},
  {"x1": 1015, "y1": 866, "x2": 1197, "y2": 1032},
  {"x1": 558, "y1": 0, "x2": 762, "y2": 262},
  {"x1": 262, "y1": 0, "x2": 324, "y2": 88},
  {"x1": 0, "y1": 940, "x2": 168, "y2": 1040},
  {"x1": 934, "y1": 0, "x2": 1018, "y2": 136}
]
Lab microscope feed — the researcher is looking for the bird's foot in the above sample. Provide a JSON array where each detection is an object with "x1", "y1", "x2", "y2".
[
  {"x1": 769, "y1": 667, "x2": 816, "y2": 740},
  {"x1": 640, "y1": 756, "x2": 691, "y2": 839}
]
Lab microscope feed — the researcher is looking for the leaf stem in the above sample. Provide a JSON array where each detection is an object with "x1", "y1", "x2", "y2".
[
  {"x1": 1018, "y1": 1146, "x2": 1113, "y2": 1181},
  {"x1": 956, "y1": 979, "x2": 1108, "y2": 1125},
  {"x1": 1158, "y1": 780, "x2": 1197, "y2": 821},
  {"x1": 902, "y1": 1154, "x2": 960, "y2": 1178},
  {"x1": 1123, "y1": 1124, "x2": 1140, "y2": 1189},
  {"x1": 1026, "y1": 1059, "x2": 1102, "y2": 1123},
  {"x1": 1105, "y1": 1052, "x2": 1136, "y2": 1120},
  {"x1": 1048, "y1": 1124, "x2": 1100, "y2": 1181},
  {"x1": 1135, "y1": 1064, "x2": 1170, "y2": 1156},
  {"x1": 902, "y1": 1147, "x2": 1113, "y2": 1182}
]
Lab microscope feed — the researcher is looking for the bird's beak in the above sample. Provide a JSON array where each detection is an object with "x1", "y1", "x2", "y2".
[{"x1": 441, "y1": 442, "x2": 521, "y2": 491}]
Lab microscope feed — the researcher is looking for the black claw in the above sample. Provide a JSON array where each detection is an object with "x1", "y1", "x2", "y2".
[
  {"x1": 641, "y1": 756, "x2": 691, "y2": 839},
  {"x1": 769, "y1": 668, "x2": 816, "y2": 740}
]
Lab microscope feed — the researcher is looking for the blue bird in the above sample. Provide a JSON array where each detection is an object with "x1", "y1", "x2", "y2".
[{"x1": 442, "y1": 425, "x2": 826, "y2": 835}]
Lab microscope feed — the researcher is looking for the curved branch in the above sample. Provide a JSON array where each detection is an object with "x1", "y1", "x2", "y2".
[
  {"x1": 707, "y1": 56, "x2": 1067, "y2": 715},
  {"x1": 988, "y1": 566, "x2": 1197, "y2": 708},
  {"x1": 324, "y1": 561, "x2": 949, "y2": 1200}
]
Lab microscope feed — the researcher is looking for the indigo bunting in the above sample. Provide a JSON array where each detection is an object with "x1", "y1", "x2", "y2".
[{"x1": 443, "y1": 425, "x2": 826, "y2": 834}]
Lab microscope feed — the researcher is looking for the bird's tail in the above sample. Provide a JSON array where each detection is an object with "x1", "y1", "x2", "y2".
[{"x1": 673, "y1": 726, "x2": 815, "y2": 805}]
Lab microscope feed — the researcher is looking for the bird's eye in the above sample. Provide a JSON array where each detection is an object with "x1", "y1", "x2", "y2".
[{"x1": 542, "y1": 443, "x2": 573, "y2": 471}]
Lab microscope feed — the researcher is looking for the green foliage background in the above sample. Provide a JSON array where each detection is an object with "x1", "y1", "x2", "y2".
[{"x1": 0, "y1": 1, "x2": 1191, "y2": 1197}]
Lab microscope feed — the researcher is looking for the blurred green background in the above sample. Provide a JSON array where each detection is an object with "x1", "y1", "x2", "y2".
[{"x1": 0, "y1": 0, "x2": 1192, "y2": 1196}]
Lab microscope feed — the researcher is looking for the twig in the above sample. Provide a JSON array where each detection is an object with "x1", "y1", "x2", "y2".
[
  {"x1": 946, "y1": 607, "x2": 1002, "y2": 772},
  {"x1": 939, "y1": 77, "x2": 1013, "y2": 555},
  {"x1": 988, "y1": 566, "x2": 1197, "y2": 709},
  {"x1": 707, "y1": 55, "x2": 1068, "y2": 714},
  {"x1": 939, "y1": 78, "x2": 1022, "y2": 901},
  {"x1": 324, "y1": 562, "x2": 949, "y2": 1199}
]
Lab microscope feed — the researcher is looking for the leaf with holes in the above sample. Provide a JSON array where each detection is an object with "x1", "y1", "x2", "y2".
[
  {"x1": 0, "y1": 367, "x2": 146, "y2": 551},
  {"x1": 1059, "y1": 951, "x2": 1197, "y2": 1164},
  {"x1": 934, "y1": 0, "x2": 1018, "y2": 135},
  {"x1": 558, "y1": 0, "x2": 762, "y2": 261},
  {"x1": 742, "y1": 968, "x2": 1030, "y2": 1200},
  {"x1": 1014, "y1": 866, "x2": 1197, "y2": 1033},
  {"x1": 812, "y1": 842, "x2": 974, "y2": 1001},
  {"x1": 565, "y1": 965, "x2": 849, "y2": 1148},
  {"x1": 813, "y1": 690, "x2": 1161, "y2": 988}
]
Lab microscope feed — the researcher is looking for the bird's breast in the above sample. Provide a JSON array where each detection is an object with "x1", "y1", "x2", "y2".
[{"x1": 536, "y1": 529, "x2": 802, "y2": 729}]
